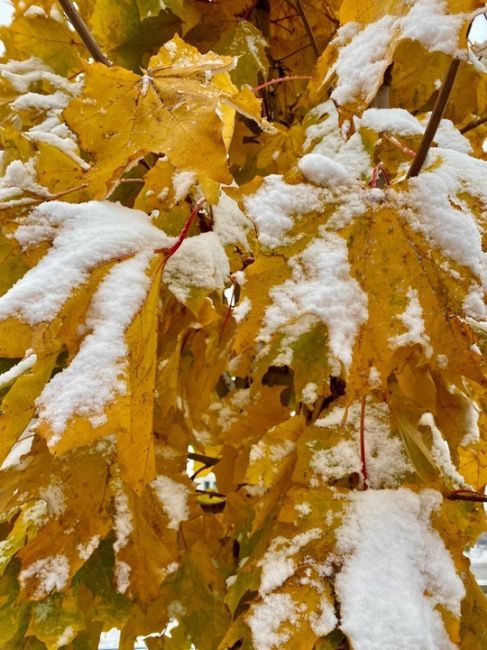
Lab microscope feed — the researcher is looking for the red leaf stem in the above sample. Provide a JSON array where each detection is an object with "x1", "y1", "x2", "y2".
[
  {"x1": 360, "y1": 396, "x2": 368, "y2": 490},
  {"x1": 251, "y1": 75, "x2": 311, "y2": 93}
]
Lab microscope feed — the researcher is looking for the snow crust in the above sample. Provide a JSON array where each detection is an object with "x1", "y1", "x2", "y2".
[{"x1": 335, "y1": 489, "x2": 465, "y2": 650}]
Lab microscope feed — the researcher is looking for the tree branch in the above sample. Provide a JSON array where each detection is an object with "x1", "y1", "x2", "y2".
[
  {"x1": 251, "y1": 75, "x2": 311, "y2": 93},
  {"x1": 359, "y1": 396, "x2": 368, "y2": 489},
  {"x1": 460, "y1": 115, "x2": 487, "y2": 135},
  {"x1": 407, "y1": 58, "x2": 460, "y2": 178},
  {"x1": 187, "y1": 451, "x2": 220, "y2": 467},
  {"x1": 294, "y1": 0, "x2": 320, "y2": 57},
  {"x1": 58, "y1": 0, "x2": 111, "y2": 66}
]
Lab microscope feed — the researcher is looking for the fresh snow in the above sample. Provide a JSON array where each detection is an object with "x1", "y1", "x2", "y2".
[
  {"x1": 0, "y1": 158, "x2": 50, "y2": 203},
  {"x1": 212, "y1": 191, "x2": 251, "y2": 248},
  {"x1": 115, "y1": 560, "x2": 131, "y2": 595},
  {"x1": 335, "y1": 489, "x2": 465, "y2": 650},
  {"x1": 360, "y1": 108, "x2": 423, "y2": 136},
  {"x1": 388, "y1": 288, "x2": 432, "y2": 356},
  {"x1": 7, "y1": 201, "x2": 171, "y2": 324},
  {"x1": 2, "y1": 58, "x2": 86, "y2": 170},
  {"x1": 399, "y1": 148, "x2": 487, "y2": 288},
  {"x1": 151, "y1": 475, "x2": 190, "y2": 530},
  {"x1": 298, "y1": 153, "x2": 352, "y2": 187},
  {"x1": 247, "y1": 593, "x2": 299, "y2": 650},
  {"x1": 113, "y1": 480, "x2": 133, "y2": 554},
  {"x1": 304, "y1": 100, "x2": 370, "y2": 180},
  {"x1": 19, "y1": 554, "x2": 70, "y2": 598},
  {"x1": 0, "y1": 58, "x2": 77, "y2": 94},
  {"x1": 419, "y1": 413, "x2": 467, "y2": 487},
  {"x1": 329, "y1": 16, "x2": 398, "y2": 107},
  {"x1": 0, "y1": 420, "x2": 35, "y2": 470},
  {"x1": 329, "y1": 1, "x2": 470, "y2": 108},
  {"x1": 258, "y1": 233, "x2": 368, "y2": 372},
  {"x1": 302, "y1": 382, "x2": 318, "y2": 404},
  {"x1": 163, "y1": 232, "x2": 229, "y2": 303},
  {"x1": 37, "y1": 252, "x2": 155, "y2": 441},
  {"x1": 0, "y1": 200, "x2": 173, "y2": 440},
  {"x1": 258, "y1": 528, "x2": 321, "y2": 595},
  {"x1": 314, "y1": 402, "x2": 413, "y2": 488},
  {"x1": 172, "y1": 171, "x2": 196, "y2": 203},
  {"x1": 401, "y1": 0, "x2": 466, "y2": 56},
  {"x1": 233, "y1": 296, "x2": 252, "y2": 323},
  {"x1": 310, "y1": 596, "x2": 338, "y2": 637},
  {"x1": 77, "y1": 535, "x2": 101, "y2": 562},
  {"x1": 0, "y1": 353, "x2": 37, "y2": 388},
  {"x1": 243, "y1": 174, "x2": 324, "y2": 249}
]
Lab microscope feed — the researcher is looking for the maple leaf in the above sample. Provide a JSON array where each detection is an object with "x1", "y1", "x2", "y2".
[{"x1": 0, "y1": 1, "x2": 486, "y2": 648}]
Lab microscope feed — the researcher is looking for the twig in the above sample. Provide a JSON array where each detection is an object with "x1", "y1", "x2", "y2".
[
  {"x1": 58, "y1": 0, "x2": 111, "y2": 66},
  {"x1": 294, "y1": 0, "x2": 320, "y2": 57},
  {"x1": 196, "y1": 488, "x2": 226, "y2": 498},
  {"x1": 460, "y1": 115, "x2": 487, "y2": 134},
  {"x1": 187, "y1": 451, "x2": 219, "y2": 467},
  {"x1": 447, "y1": 489, "x2": 487, "y2": 503},
  {"x1": 359, "y1": 396, "x2": 368, "y2": 489},
  {"x1": 0, "y1": 183, "x2": 88, "y2": 210},
  {"x1": 152, "y1": 198, "x2": 206, "y2": 277},
  {"x1": 383, "y1": 133, "x2": 416, "y2": 159},
  {"x1": 407, "y1": 58, "x2": 461, "y2": 178},
  {"x1": 251, "y1": 75, "x2": 311, "y2": 93},
  {"x1": 158, "y1": 198, "x2": 206, "y2": 259}
]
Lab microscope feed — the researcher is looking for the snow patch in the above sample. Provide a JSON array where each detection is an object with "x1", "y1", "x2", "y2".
[
  {"x1": 335, "y1": 489, "x2": 465, "y2": 650},
  {"x1": 163, "y1": 232, "x2": 229, "y2": 303},
  {"x1": 19, "y1": 554, "x2": 70, "y2": 598},
  {"x1": 388, "y1": 288, "x2": 432, "y2": 356},
  {"x1": 151, "y1": 475, "x2": 190, "y2": 530},
  {"x1": 258, "y1": 233, "x2": 368, "y2": 372}
]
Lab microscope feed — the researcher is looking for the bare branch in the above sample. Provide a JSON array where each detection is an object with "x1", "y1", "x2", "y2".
[
  {"x1": 407, "y1": 58, "x2": 461, "y2": 178},
  {"x1": 460, "y1": 115, "x2": 487, "y2": 134},
  {"x1": 187, "y1": 451, "x2": 220, "y2": 467},
  {"x1": 58, "y1": 0, "x2": 111, "y2": 66},
  {"x1": 294, "y1": 0, "x2": 320, "y2": 58}
]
